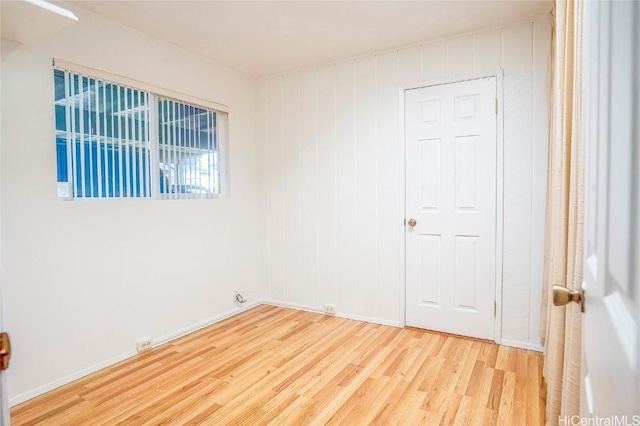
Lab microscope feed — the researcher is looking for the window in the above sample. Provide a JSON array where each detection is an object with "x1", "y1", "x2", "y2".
[{"x1": 54, "y1": 65, "x2": 225, "y2": 199}]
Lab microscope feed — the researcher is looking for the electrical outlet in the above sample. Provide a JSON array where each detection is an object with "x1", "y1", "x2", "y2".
[
  {"x1": 136, "y1": 337, "x2": 152, "y2": 353},
  {"x1": 323, "y1": 304, "x2": 336, "y2": 315}
]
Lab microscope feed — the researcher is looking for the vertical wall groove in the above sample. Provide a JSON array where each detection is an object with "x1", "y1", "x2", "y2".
[
  {"x1": 298, "y1": 72, "x2": 303, "y2": 304},
  {"x1": 315, "y1": 71, "x2": 321, "y2": 308},
  {"x1": 528, "y1": 21, "x2": 536, "y2": 345},
  {"x1": 353, "y1": 60, "x2": 359, "y2": 314},
  {"x1": 280, "y1": 77, "x2": 286, "y2": 302},
  {"x1": 374, "y1": 56, "x2": 379, "y2": 314},
  {"x1": 265, "y1": 81, "x2": 272, "y2": 298}
]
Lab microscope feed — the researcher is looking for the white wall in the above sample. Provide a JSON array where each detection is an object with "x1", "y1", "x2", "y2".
[
  {"x1": 1, "y1": 5, "x2": 262, "y2": 404},
  {"x1": 259, "y1": 15, "x2": 551, "y2": 349}
]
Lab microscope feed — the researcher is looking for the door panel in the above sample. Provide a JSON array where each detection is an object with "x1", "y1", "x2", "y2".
[
  {"x1": 405, "y1": 78, "x2": 497, "y2": 340},
  {"x1": 419, "y1": 139, "x2": 440, "y2": 210},
  {"x1": 419, "y1": 234, "x2": 441, "y2": 306},
  {"x1": 581, "y1": 0, "x2": 639, "y2": 418},
  {"x1": 454, "y1": 135, "x2": 479, "y2": 210},
  {"x1": 455, "y1": 236, "x2": 478, "y2": 310}
]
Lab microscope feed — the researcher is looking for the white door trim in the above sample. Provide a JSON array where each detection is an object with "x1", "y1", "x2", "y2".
[{"x1": 397, "y1": 69, "x2": 505, "y2": 344}]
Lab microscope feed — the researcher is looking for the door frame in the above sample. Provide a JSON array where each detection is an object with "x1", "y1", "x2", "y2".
[{"x1": 398, "y1": 69, "x2": 505, "y2": 344}]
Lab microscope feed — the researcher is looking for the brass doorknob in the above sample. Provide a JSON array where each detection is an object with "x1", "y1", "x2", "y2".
[
  {"x1": 0, "y1": 332, "x2": 10, "y2": 371},
  {"x1": 552, "y1": 285, "x2": 585, "y2": 312},
  {"x1": 407, "y1": 218, "x2": 417, "y2": 227}
]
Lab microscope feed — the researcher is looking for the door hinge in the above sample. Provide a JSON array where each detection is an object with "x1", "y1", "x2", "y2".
[
  {"x1": 495, "y1": 98, "x2": 498, "y2": 114},
  {"x1": 493, "y1": 301, "x2": 497, "y2": 318}
]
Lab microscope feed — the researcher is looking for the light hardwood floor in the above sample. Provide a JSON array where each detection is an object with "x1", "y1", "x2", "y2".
[{"x1": 11, "y1": 305, "x2": 545, "y2": 425}]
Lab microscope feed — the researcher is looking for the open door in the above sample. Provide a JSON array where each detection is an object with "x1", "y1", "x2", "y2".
[
  {"x1": 0, "y1": 19, "x2": 9, "y2": 422},
  {"x1": 0, "y1": 86, "x2": 8, "y2": 426},
  {"x1": 580, "y1": 0, "x2": 639, "y2": 419},
  {"x1": 0, "y1": 160, "x2": 7, "y2": 425},
  {"x1": 0, "y1": 294, "x2": 8, "y2": 426}
]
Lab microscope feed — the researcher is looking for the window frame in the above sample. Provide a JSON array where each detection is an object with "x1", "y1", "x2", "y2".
[{"x1": 53, "y1": 58, "x2": 229, "y2": 200}]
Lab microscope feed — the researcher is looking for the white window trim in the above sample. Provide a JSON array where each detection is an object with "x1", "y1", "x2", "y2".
[{"x1": 53, "y1": 58, "x2": 229, "y2": 113}]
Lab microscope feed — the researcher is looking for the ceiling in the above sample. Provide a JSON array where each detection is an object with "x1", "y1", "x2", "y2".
[
  {"x1": 1, "y1": 0, "x2": 77, "y2": 61},
  {"x1": 72, "y1": 1, "x2": 552, "y2": 77}
]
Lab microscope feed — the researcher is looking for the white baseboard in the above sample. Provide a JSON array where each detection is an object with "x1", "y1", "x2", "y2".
[
  {"x1": 262, "y1": 300, "x2": 401, "y2": 328},
  {"x1": 9, "y1": 349, "x2": 137, "y2": 407},
  {"x1": 9, "y1": 300, "x2": 262, "y2": 408},
  {"x1": 152, "y1": 300, "x2": 261, "y2": 347},
  {"x1": 262, "y1": 299, "x2": 323, "y2": 314},
  {"x1": 263, "y1": 301, "x2": 540, "y2": 349},
  {"x1": 500, "y1": 339, "x2": 544, "y2": 352}
]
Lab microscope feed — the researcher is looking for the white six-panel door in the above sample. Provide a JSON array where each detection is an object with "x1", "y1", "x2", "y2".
[
  {"x1": 405, "y1": 77, "x2": 497, "y2": 340},
  {"x1": 581, "y1": 0, "x2": 639, "y2": 418}
]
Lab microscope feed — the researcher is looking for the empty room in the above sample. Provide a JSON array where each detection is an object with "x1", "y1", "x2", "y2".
[{"x1": 0, "y1": 0, "x2": 638, "y2": 425}]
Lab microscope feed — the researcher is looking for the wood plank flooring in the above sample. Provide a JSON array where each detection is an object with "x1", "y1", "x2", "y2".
[{"x1": 11, "y1": 305, "x2": 545, "y2": 425}]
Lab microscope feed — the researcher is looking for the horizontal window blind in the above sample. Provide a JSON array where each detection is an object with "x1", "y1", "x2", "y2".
[{"x1": 54, "y1": 68, "x2": 223, "y2": 200}]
